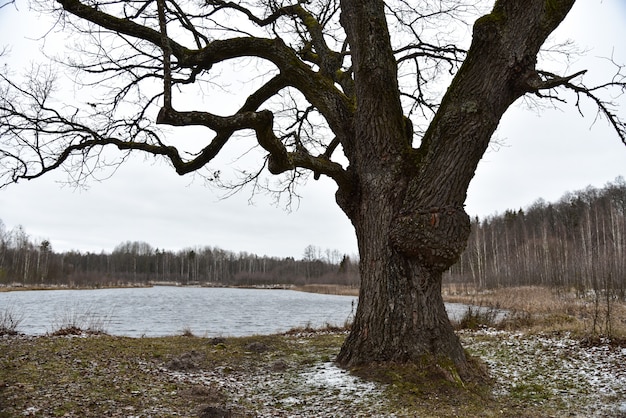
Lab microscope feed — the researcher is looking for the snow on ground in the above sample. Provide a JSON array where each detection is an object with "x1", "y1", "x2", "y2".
[
  {"x1": 167, "y1": 359, "x2": 387, "y2": 416},
  {"x1": 161, "y1": 330, "x2": 626, "y2": 416},
  {"x1": 460, "y1": 329, "x2": 626, "y2": 417}
]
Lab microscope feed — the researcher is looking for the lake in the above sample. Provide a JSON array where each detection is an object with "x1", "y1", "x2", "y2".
[{"x1": 0, "y1": 286, "x2": 475, "y2": 337}]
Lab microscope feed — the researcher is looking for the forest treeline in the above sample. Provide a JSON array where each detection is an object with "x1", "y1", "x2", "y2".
[
  {"x1": 0, "y1": 225, "x2": 360, "y2": 288},
  {"x1": 1, "y1": 177, "x2": 625, "y2": 295},
  {"x1": 446, "y1": 177, "x2": 626, "y2": 297}
]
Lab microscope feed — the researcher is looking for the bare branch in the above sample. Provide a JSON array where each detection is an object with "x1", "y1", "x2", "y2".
[
  {"x1": 57, "y1": 0, "x2": 190, "y2": 58},
  {"x1": 156, "y1": 0, "x2": 172, "y2": 109},
  {"x1": 531, "y1": 68, "x2": 626, "y2": 145},
  {"x1": 0, "y1": 0, "x2": 15, "y2": 10},
  {"x1": 533, "y1": 69, "x2": 587, "y2": 90},
  {"x1": 156, "y1": 106, "x2": 348, "y2": 185}
]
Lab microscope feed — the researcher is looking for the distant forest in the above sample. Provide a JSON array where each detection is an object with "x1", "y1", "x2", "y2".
[
  {"x1": 1, "y1": 177, "x2": 625, "y2": 295},
  {"x1": 0, "y1": 231, "x2": 360, "y2": 288},
  {"x1": 447, "y1": 177, "x2": 626, "y2": 297}
]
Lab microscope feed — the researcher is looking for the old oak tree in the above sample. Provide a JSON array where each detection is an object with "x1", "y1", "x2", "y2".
[{"x1": 1, "y1": 0, "x2": 625, "y2": 380}]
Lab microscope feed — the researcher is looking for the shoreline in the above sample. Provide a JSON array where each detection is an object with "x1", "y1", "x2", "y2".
[{"x1": 0, "y1": 282, "x2": 359, "y2": 295}]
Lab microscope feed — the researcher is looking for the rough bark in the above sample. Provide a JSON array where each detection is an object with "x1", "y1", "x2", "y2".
[{"x1": 336, "y1": 0, "x2": 576, "y2": 378}]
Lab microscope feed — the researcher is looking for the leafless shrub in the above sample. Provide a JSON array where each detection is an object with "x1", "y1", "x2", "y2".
[
  {"x1": 454, "y1": 304, "x2": 500, "y2": 330},
  {"x1": 0, "y1": 302, "x2": 24, "y2": 335},
  {"x1": 50, "y1": 304, "x2": 110, "y2": 336},
  {"x1": 179, "y1": 327, "x2": 196, "y2": 337}
]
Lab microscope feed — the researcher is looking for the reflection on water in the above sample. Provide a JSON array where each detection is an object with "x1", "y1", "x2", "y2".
[{"x1": 1, "y1": 286, "x2": 478, "y2": 337}]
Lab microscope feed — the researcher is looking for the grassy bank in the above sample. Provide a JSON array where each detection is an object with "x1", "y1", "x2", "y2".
[{"x1": 2, "y1": 326, "x2": 626, "y2": 416}]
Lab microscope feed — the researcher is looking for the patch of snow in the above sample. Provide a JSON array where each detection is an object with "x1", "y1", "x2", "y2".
[
  {"x1": 304, "y1": 361, "x2": 374, "y2": 391},
  {"x1": 22, "y1": 406, "x2": 40, "y2": 416}
]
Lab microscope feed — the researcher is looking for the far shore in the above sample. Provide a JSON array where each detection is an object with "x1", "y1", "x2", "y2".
[{"x1": 0, "y1": 282, "x2": 360, "y2": 296}]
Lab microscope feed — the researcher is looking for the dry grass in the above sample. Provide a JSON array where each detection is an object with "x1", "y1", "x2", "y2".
[
  {"x1": 444, "y1": 284, "x2": 570, "y2": 311},
  {"x1": 443, "y1": 284, "x2": 626, "y2": 338},
  {"x1": 295, "y1": 282, "x2": 626, "y2": 338},
  {"x1": 292, "y1": 284, "x2": 359, "y2": 296}
]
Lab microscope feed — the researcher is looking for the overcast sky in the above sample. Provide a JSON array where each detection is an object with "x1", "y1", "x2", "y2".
[{"x1": 0, "y1": 1, "x2": 625, "y2": 258}]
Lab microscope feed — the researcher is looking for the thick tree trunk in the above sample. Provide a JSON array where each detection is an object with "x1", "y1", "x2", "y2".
[
  {"x1": 336, "y1": 0, "x2": 576, "y2": 379},
  {"x1": 335, "y1": 139, "x2": 473, "y2": 374},
  {"x1": 337, "y1": 193, "x2": 471, "y2": 376}
]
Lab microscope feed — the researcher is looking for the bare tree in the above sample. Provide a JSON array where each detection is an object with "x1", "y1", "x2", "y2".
[{"x1": 1, "y1": 0, "x2": 625, "y2": 380}]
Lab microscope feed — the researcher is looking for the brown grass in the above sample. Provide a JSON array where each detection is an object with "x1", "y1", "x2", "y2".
[
  {"x1": 443, "y1": 284, "x2": 626, "y2": 338},
  {"x1": 292, "y1": 284, "x2": 359, "y2": 296}
]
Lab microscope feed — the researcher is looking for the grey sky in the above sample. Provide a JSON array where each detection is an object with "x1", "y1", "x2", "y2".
[{"x1": 0, "y1": 1, "x2": 624, "y2": 258}]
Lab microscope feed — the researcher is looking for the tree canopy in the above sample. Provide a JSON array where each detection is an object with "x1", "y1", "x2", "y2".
[{"x1": 2, "y1": 0, "x2": 622, "y2": 190}]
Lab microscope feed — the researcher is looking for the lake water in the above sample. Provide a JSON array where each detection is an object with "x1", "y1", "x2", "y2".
[{"x1": 0, "y1": 286, "x2": 475, "y2": 337}]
